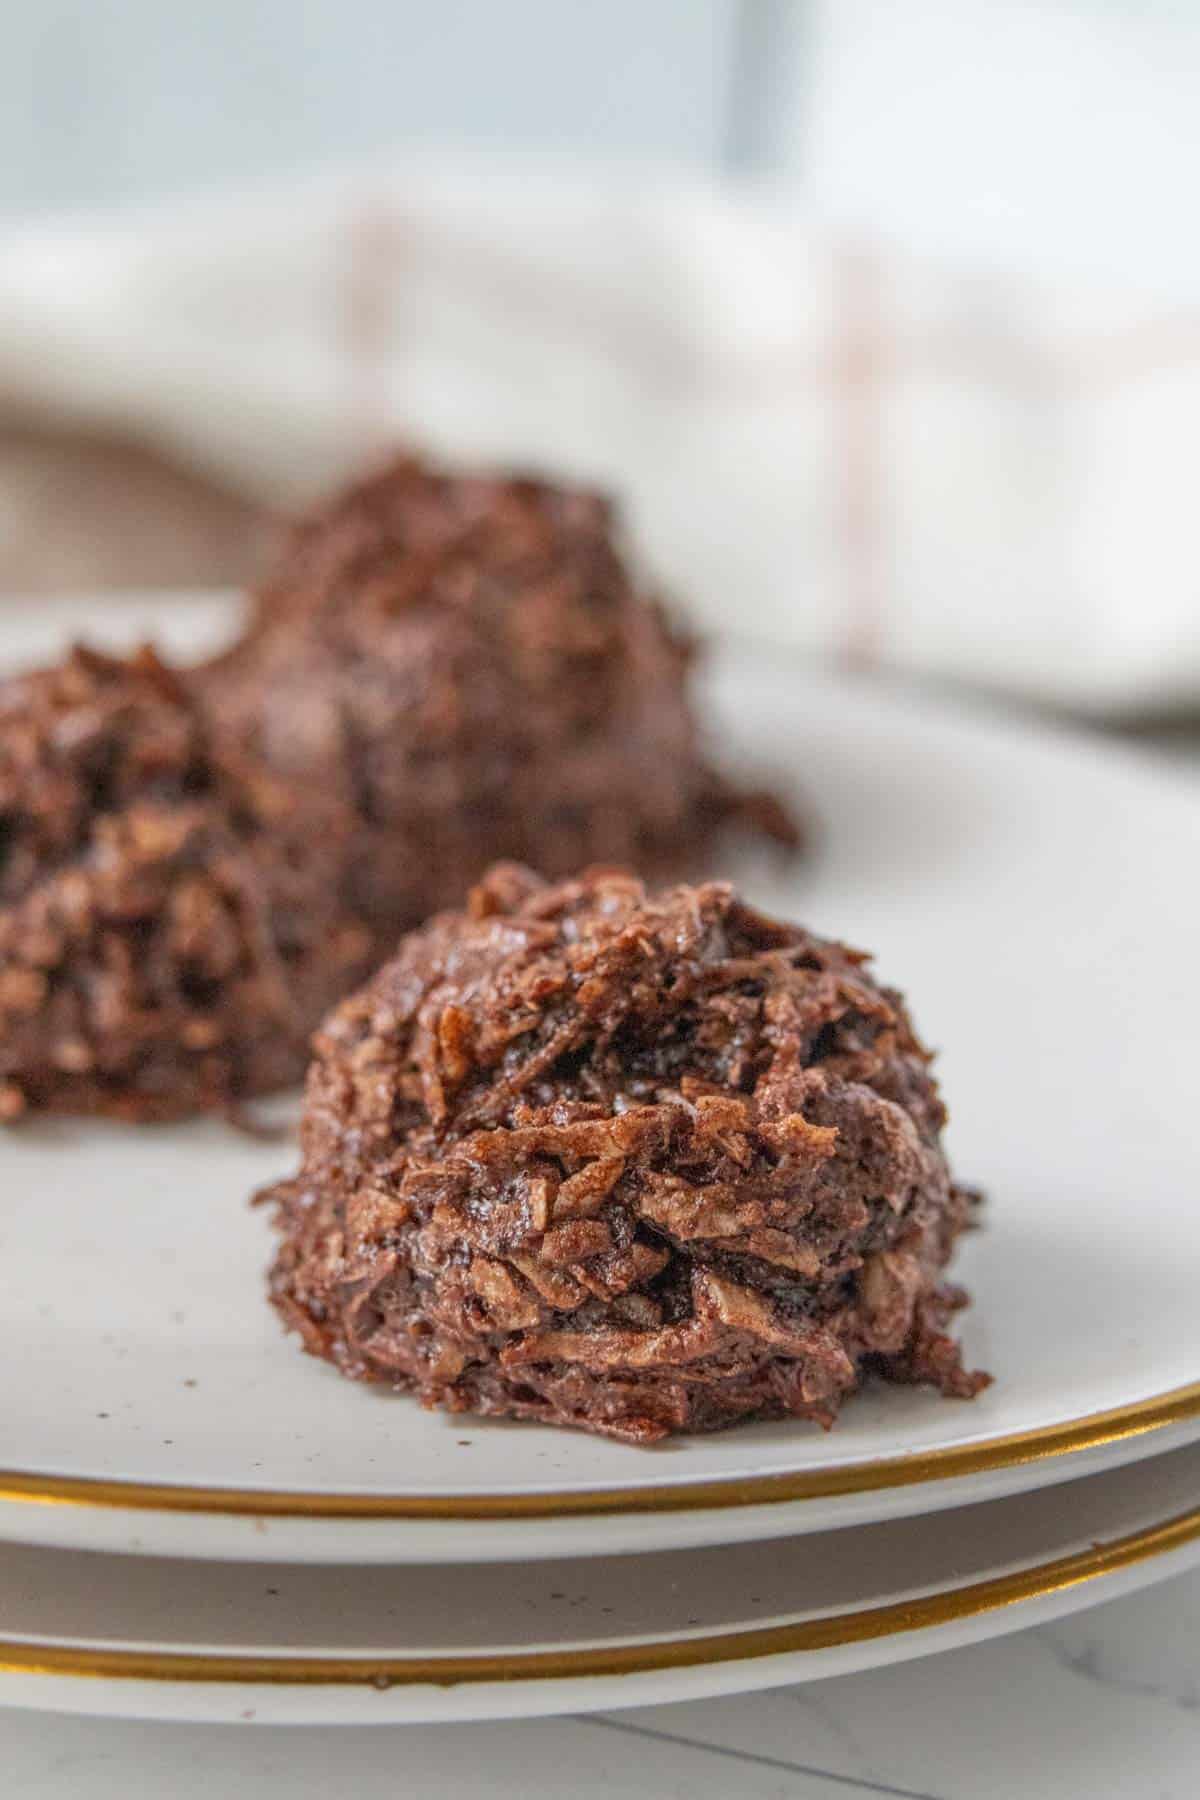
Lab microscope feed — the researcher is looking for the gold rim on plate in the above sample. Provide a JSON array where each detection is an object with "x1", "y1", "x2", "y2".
[
  {"x1": 4, "y1": 1500, "x2": 1199, "y2": 1687},
  {"x1": 2, "y1": 1379, "x2": 1199, "y2": 1521}
]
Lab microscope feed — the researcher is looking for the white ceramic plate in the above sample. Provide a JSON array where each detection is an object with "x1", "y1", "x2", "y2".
[
  {"x1": 4, "y1": 1439, "x2": 1200, "y2": 1724},
  {"x1": 2, "y1": 596, "x2": 1199, "y2": 1564}
]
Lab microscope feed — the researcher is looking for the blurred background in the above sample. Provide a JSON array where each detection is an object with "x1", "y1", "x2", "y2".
[{"x1": 2, "y1": 0, "x2": 1199, "y2": 745}]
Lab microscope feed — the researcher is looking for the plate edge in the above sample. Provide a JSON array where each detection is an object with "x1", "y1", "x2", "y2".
[
  {"x1": 3, "y1": 1499, "x2": 1198, "y2": 1688},
  {"x1": 2, "y1": 1379, "x2": 1199, "y2": 1520}
]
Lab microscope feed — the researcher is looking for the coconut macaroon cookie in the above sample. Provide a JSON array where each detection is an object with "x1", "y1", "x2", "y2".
[
  {"x1": 265, "y1": 864, "x2": 987, "y2": 1443},
  {"x1": 0, "y1": 456, "x2": 795, "y2": 1125},
  {"x1": 0, "y1": 645, "x2": 373, "y2": 1122},
  {"x1": 208, "y1": 453, "x2": 796, "y2": 939}
]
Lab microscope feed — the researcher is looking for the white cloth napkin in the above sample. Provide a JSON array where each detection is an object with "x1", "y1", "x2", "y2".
[{"x1": 2, "y1": 155, "x2": 1198, "y2": 714}]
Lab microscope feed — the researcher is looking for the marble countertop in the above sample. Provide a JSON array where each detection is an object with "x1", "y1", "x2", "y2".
[{"x1": 5, "y1": 1565, "x2": 1197, "y2": 1798}]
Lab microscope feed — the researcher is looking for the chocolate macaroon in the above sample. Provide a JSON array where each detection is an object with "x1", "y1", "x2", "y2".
[
  {"x1": 0, "y1": 645, "x2": 372, "y2": 1122},
  {"x1": 0, "y1": 453, "x2": 796, "y2": 1124},
  {"x1": 265, "y1": 864, "x2": 986, "y2": 1443},
  {"x1": 208, "y1": 452, "x2": 795, "y2": 939}
]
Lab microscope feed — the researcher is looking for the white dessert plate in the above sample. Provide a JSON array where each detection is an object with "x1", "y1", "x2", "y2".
[
  {"x1": 4, "y1": 1437, "x2": 1200, "y2": 1724},
  {"x1": 2, "y1": 594, "x2": 1199, "y2": 1564}
]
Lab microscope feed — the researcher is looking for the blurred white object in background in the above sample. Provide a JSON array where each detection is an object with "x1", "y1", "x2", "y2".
[
  {"x1": 799, "y1": 0, "x2": 1200, "y2": 292},
  {"x1": 1, "y1": 152, "x2": 1197, "y2": 714}
]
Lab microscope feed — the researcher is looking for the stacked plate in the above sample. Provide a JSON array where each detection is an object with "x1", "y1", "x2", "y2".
[{"x1": 3, "y1": 597, "x2": 1199, "y2": 1726}]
